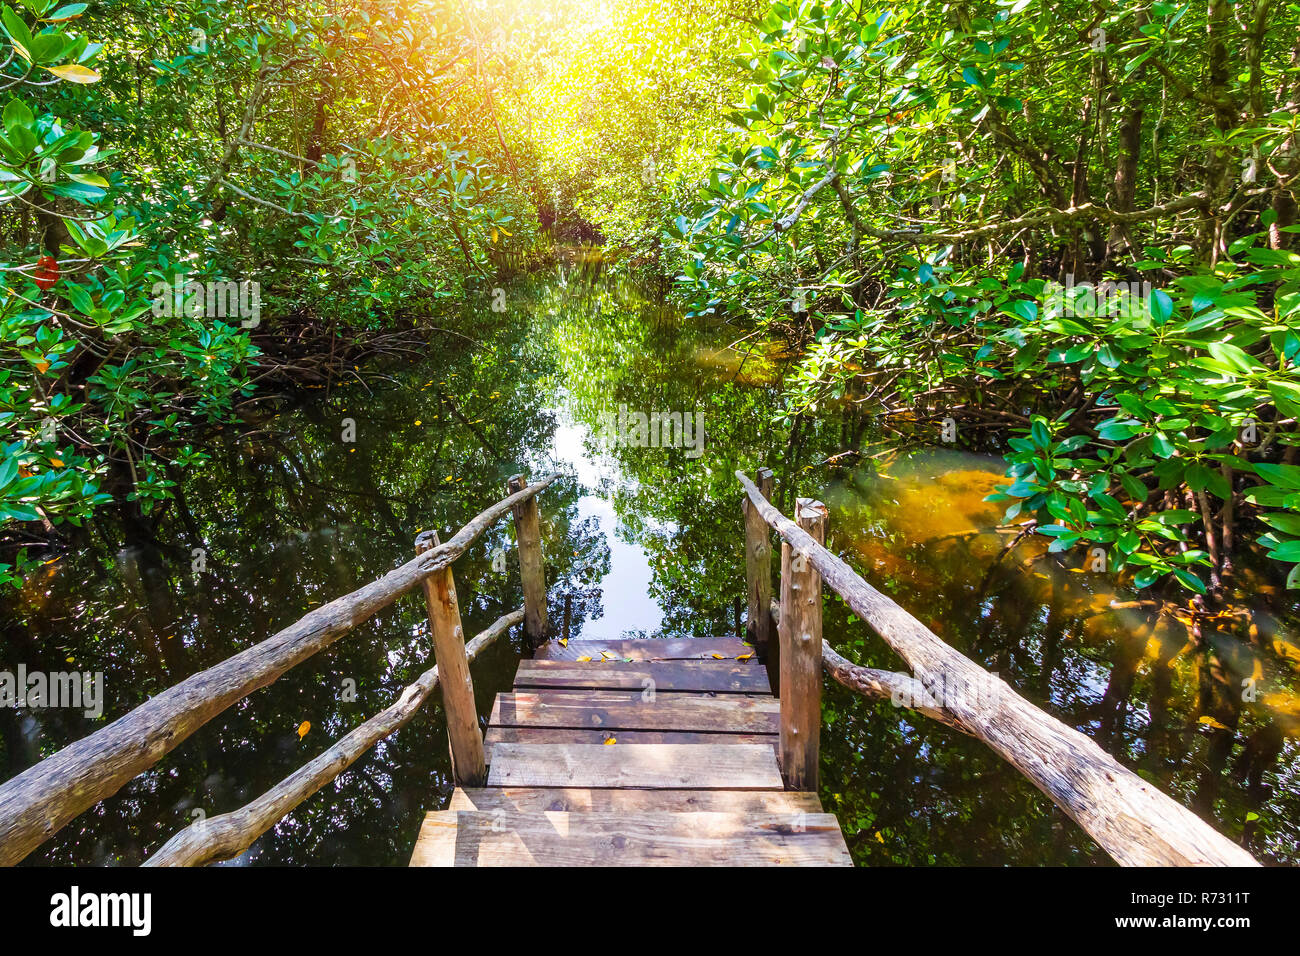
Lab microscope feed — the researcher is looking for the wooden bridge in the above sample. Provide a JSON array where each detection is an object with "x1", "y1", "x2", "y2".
[
  {"x1": 0, "y1": 470, "x2": 1259, "y2": 867},
  {"x1": 409, "y1": 637, "x2": 851, "y2": 866}
]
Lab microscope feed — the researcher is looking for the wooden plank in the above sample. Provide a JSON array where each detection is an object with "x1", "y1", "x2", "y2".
[
  {"x1": 448, "y1": 787, "x2": 823, "y2": 813},
  {"x1": 533, "y1": 638, "x2": 755, "y2": 661},
  {"x1": 484, "y1": 726, "x2": 775, "y2": 759},
  {"x1": 409, "y1": 810, "x2": 852, "y2": 866},
  {"x1": 513, "y1": 660, "x2": 770, "y2": 694},
  {"x1": 489, "y1": 690, "x2": 779, "y2": 733},
  {"x1": 485, "y1": 743, "x2": 784, "y2": 789}
]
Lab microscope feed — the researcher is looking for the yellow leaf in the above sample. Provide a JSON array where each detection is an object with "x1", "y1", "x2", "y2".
[
  {"x1": 558, "y1": 638, "x2": 568, "y2": 646},
  {"x1": 414, "y1": 420, "x2": 422, "y2": 426},
  {"x1": 576, "y1": 655, "x2": 592, "y2": 662},
  {"x1": 297, "y1": 721, "x2": 311, "y2": 739},
  {"x1": 875, "y1": 831, "x2": 885, "y2": 843},
  {"x1": 603, "y1": 737, "x2": 617, "y2": 745},
  {"x1": 711, "y1": 653, "x2": 725, "y2": 659},
  {"x1": 49, "y1": 457, "x2": 64, "y2": 467},
  {"x1": 736, "y1": 652, "x2": 754, "y2": 661},
  {"x1": 47, "y1": 64, "x2": 100, "y2": 84},
  {"x1": 1198, "y1": 715, "x2": 1230, "y2": 731},
  {"x1": 65, "y1": 656, "x2": 74, "y2": 663}
]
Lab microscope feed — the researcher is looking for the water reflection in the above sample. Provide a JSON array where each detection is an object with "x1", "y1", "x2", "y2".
[{"x1": 2, "y1": 276, "x2": 1297, "y2": 866}]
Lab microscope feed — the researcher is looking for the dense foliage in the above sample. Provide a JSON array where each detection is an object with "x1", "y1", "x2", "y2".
[
  {"x1": 671, "y1": 0, "x2": 1300, "y2": 601},
  {"x1": 7, "y1": 0, "x2": 1300, "y2": 607},
  {"x1": 0, "y1": 0, "x2": 548, "y2": 586}
]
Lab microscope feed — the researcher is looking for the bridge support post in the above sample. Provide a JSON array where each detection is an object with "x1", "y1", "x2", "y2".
[
  {"x1": 779, "y1": 498, "x2": 826, "y2": 791},
  {"x1": 416, "y1": 530, "x2": 487, "y2": 787},
  {"x1": 743, "y1": 467, "x2": 776, "y2": 690},
  {"x1": 508, "y1": 473, "x2": 548, "y2": 647}
]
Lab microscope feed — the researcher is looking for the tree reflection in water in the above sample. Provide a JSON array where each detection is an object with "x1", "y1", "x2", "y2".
[{"x1": 2, "y1": 276, "x2": 1297, "y2": 865}]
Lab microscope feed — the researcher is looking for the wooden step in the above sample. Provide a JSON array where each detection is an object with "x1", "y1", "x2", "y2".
[
  {"x1": 514, "y1": 659, "x2": 770, "y2": 693},
  {"x1": 486, "y1": 743, "x2": 784, "y2": 789},
  {"x1": 448, "y1": 787, "x2": 823, "y2": 813},
  {"x1": 409, "y1": 810, "x2": 852, "y2": 866},
  {"x1": 533, "y1": 638, "x2": 755, "y2": 661},
  {"x1": 489, "y1": 690, "x2": 779, "y2": 733},
  {"x1": 484, "y1": 726, "x2": 776, "y2": 760}
]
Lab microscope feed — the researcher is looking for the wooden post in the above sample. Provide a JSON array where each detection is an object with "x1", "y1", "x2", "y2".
[
  {"x1": 779, "y1": 498, "x2": 826, "y2": 791},
  {"x1": 744, "y1": 467, "x2": 776, "y2": 688},
  {"x1": 508, "y1": 473, "x2": 548, "y2": 647},
  {"x1": 415, "y1": 530, "x2": 486, "y2": 787}
]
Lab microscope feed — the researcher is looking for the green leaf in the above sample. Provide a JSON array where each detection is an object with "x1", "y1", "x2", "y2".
[
  {"x1": 1266, "y1": 540, "x2": 1300, "y2": 562},
  {"x1": 47, "y1": 3, "x2": 87, "y2": 20},
  {"x1": 1256, "y1": 463, "x2": 1300, "y2": 490},
  {"x1": 1, "y1": 6, "x2": 35, "y2": 57},
  {"x1": 1268, "y1": 380, "x2": 1300, "y2": 418},
  {"x1": 1148, "y1": 289, "x2": 1174, "y2": 323},
  {"x1": 1259, "y1": 513, "x2": 1300, "y2": 535},
  {"x1": 62, "y1": 282, "x2": 92, "y2": 315},
  {"x1": 1206, "y1": 341, "x2": 1264, "y2": 374},
  {"x1": 1171, "y1": 568, "x2": 1207, "y2": 594},
  {"x1": 1096, "y1": 419, "x2": 1142, "y2": 441}
]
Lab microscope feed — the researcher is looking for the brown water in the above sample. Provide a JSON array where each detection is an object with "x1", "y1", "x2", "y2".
[{"x1": 3, "y1": 276, "x2": 1297, "y2": 865}]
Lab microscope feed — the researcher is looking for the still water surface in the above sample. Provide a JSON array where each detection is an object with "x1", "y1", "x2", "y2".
[{"x1": 4, "y1": 277, "x2": 1298, "y2": 865}]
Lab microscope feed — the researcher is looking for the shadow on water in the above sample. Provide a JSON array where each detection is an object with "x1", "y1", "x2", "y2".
[{"x1": 2, "y1": 274, "x2": 1298, "y2": 865}]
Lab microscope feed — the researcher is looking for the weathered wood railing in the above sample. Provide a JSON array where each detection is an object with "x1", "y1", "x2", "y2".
[
  {"x1": 0, "y1": 472, "x2": 556, "y2": 867},
  {"x1": 738, "y1": 469, "x2": 1258, "y2": 867}
]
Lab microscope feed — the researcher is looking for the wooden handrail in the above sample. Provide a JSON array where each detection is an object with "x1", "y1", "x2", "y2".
[
  {"x1": 738, "y1": 470, "x2": 1257, "y2": 867},
  {"x1": 143, "y1": 609, "x2": 523, "y2": 867},
  {"x1": 0, "y1": 474, "x2": 558, "y2": 866},
  {"x1": 767, "y1": 597, "x2": 974, "y2": 735}
]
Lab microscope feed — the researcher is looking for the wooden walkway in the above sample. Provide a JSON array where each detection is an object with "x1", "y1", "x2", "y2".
[
  {"x1": 409, "y1": 637, "x2": 853, "y2": 866},
  {"x1": 5, "y1": 472, "x2": 1255, "y2": 867}
]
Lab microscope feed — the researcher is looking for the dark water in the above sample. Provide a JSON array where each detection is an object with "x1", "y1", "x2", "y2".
[{"x1": 3, "y1": 276, "x2": 1298, "y2": 865}]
